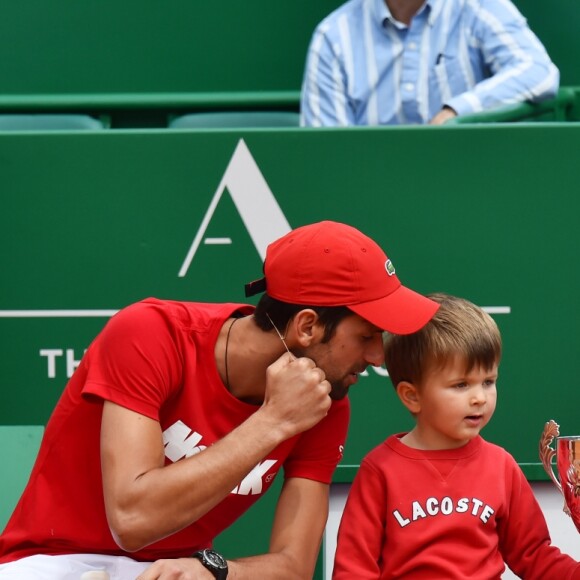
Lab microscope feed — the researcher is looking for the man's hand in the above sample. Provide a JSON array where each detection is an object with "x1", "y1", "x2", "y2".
[
  {"x1": 137, "y1": 557, "x2": 214, "y2": 580},
  {"x1": 429, "y1": 106, "x2": 457, "y2": 125},
  {"x1": 261, "y1": 353, "x2": 332, "y2": 439}
]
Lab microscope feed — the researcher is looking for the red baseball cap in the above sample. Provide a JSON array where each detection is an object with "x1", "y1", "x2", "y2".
[{"x1": 245, "y1": 221, "x2": 438, "y2": 334}]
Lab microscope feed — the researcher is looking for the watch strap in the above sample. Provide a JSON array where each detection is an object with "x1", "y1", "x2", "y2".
[{"x1": 193, "y1": 549, "x2": 228, "y2": 580}]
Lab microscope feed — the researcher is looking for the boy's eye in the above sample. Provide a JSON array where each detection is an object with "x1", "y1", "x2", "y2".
[
  {"x1": 454, "y1": 382, "x2": 468, "y2": 389},
  {"x1": 483, "y1": 379, "x2": 497, "y2": 387}
]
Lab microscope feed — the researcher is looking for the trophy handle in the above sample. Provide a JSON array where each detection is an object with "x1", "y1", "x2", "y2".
[{"x1": 539, "y1": 420, "x2": 563, "y2": 493}]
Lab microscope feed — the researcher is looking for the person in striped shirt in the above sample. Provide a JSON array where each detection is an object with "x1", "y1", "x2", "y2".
[{"x1": 300, "y1": 0, "x2": 559, "y2": 126}]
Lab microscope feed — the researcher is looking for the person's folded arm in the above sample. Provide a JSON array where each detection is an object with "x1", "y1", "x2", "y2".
[{"x1": 445, "y1": 0, "x2": 559, "y2": 117}]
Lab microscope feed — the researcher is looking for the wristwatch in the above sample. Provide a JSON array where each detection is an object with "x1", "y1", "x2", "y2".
[{"x1": 193, "y1": 548, "x2": 228, "y2": 579}]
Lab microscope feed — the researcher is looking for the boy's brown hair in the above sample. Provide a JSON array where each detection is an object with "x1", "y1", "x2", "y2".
[{"x1": 384, "y1": 293, "x2": 502, "y2": 388}]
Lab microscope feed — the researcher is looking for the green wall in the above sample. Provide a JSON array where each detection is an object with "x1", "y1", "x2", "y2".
[
  {"x1": 0, "y1": 0, "x2": 577, "y2": 96},
  {"x1": 516, "y1": 0, "x2": 578, "y2": 87},
  {"x1": 0, "y1": 0, "x2": 336, "y2": 95},
  {"x1": 1, "y1": 125, "x2": 578, "y2": 471}
]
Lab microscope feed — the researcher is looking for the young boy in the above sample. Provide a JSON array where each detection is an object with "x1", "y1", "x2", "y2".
[{"x1": 333, "y1": 293, "x2": 580, "y2": 579}]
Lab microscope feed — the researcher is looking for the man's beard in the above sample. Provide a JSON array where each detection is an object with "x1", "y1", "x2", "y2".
[
  {"x1": 291, "y1": 346, "x2": 349, "y2": 401},
  {"x1": 329, "y1": 382, "x2": 349, "y2": 401}
]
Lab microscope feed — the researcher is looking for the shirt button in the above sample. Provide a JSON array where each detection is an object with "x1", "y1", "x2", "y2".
[
  {"x1": 408, "y1": 42, "x2": 417, "y2": 50},
  {"x1": 404, "y1": 83, "x2": 414, "y2": 91}
]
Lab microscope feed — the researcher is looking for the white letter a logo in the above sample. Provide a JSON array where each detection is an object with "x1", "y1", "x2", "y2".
[{"x1": 178, "y1": 139, "x2": 291, "y2": 278}]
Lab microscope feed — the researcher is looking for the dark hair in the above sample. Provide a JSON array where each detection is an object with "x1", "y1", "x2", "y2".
[{"x1": 253, "y1": 293, "x2": 352, "y2": 343}]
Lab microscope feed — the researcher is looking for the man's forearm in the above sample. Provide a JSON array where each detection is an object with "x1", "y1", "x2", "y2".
[
  {"x1": 104, "y1": 407, "x2": 294, "y2": 552},
  {"x1": 228, "y1": 550, "x2": 318, "y2": 580}
]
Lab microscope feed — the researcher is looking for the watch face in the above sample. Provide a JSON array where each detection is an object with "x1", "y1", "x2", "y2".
[{"x1": 205, "y1": 549, "x2": 228, "y2": 569}]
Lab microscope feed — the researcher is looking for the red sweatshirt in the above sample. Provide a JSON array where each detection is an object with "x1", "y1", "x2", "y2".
[{"x1": 333, "y1": 434, "x2": 580, "y2": 579}]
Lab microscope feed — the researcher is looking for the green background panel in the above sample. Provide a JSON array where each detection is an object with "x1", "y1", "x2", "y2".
[
  {"x1": 0, "y1": 426, "x2": 45, "y2": 532},
  {"x1": 0, "y1": 0, "x2": 331, "y2": 94},
  {"x1": 1, "y1": 126, "x2": 578, "y2": 469}
]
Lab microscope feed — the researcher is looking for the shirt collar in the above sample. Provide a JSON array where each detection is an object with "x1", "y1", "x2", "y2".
[{"x1": 374, "y1": 0, "x2": 443, "y2": 28}]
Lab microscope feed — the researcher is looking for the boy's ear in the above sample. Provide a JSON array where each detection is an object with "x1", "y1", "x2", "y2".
[
  {"x1": 396, "y1": 381, "x2": 421, "y2": 414},
  {"x1": 289, "y1": 309, "x2": 321, "y2": 347}
]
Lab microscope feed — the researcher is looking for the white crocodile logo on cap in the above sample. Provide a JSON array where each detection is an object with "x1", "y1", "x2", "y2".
[{"x1": 385, "y1": 259, "x2": 396, "y2": 276}]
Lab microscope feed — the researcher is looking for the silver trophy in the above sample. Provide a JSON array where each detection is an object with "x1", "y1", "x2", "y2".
[{"x1": 539, "y1": 420, "x2": 580, "y2": 532}]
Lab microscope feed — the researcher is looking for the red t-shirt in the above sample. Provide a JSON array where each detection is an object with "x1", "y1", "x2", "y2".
[
  {"x1": 333, "y1": 434, "x2": 580, "y2": 580},
  {"x1": 0, "y1": 298, "x2": 349, "y2": 563}
]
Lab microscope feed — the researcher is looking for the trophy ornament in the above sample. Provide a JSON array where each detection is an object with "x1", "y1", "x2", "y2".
[{"x1": 540, "y1": 420, "x2": 580, "y2": 532}]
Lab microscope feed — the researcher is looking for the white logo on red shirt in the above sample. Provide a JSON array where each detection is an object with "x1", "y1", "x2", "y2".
[
  {"x1": 393, "y1": 496, "x2": 495, "y2": 527},
  {"x1": 163, "y1": 420, "x2": 207, "y2": 461},
  {"x1": 163, "y1": 420, "x2": 278, "y2": 496}
]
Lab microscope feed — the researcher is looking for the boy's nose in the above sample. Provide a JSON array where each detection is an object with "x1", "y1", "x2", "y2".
[{"x1": 470, "y1": 386, "x2": 487, "y2": 405}]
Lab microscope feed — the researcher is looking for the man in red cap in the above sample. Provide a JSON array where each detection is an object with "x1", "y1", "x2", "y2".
[{"x1": 0, "y1": 221, "x2": 438, "y2": 579}]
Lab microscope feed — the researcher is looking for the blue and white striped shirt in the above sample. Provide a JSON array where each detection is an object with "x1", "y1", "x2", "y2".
[{"x1": 300, "y1": 0, "x2": 559, "y2": 125}]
